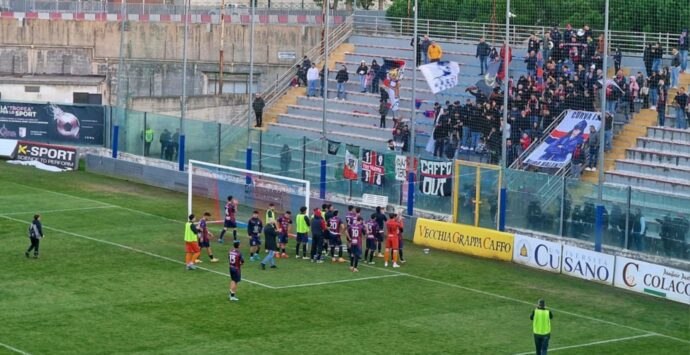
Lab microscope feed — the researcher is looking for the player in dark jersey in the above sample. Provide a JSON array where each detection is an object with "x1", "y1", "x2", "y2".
[
  {"x1": 219, "y1": 196, "x2": 238, "y2": 243},
  {"x1": 198, "y1": 212, "x2": 219, "y2": 263},
  {"x1": 364, "y1": 214, "x2": 379, "y2": 265},
  {"x1": 247, "y1": 211, "x2": 263, "y2": 261},
  {"x1": 228, "y1": 240, "x2": 245, "y2": 301},
  {"x1": 323, "y1": 204, "x2": 334, "y2": 256},
  {"x1": 276, "y1": 211, "x2": 292, "y2": 258},
  {"x1": 349, "y1": 217, "x2": 365, "y2": 272},
  {"x1": 345, "y1": 205, "x2": 357, "y2": 259},
  {"x1": 374, "y1": 206, "x2": 388, "y2": 257},
  {"x1": 396, "y1": 213, "x2": 406, "y2": 263},
  {"x1": 328, "y1": 210, "x2": 346, "y2": 263}
]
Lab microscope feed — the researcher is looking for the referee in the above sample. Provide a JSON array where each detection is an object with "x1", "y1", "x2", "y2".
[
  {"x1": 530, "y1": 299, "x2": 553, "y2": 355},
  {"x1": 25, "y1": 214, "x2": 44, "y2": 258}
]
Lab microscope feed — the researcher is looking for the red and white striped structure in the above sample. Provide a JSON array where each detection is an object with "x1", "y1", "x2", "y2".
[{"x1": 0, "y1": 11, "x2": 344, "y2": 25}]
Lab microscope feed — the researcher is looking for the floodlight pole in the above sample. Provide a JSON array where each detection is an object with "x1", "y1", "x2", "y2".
[
  {"x1": 410, "y1": 0, "x2": 417, "y2": 158},
  {"x1": 179, "y1": 0, "x2": 190, "y2": 171},
  {"x1": 247, "y1": 0, "x2": 256, "y2": 139},
  {"x1": 595, "y1": 0, "x2": 610, "y2": 252},
  {"x1": 501, "y1": 0, "x2": 510, "y2": 169},
  {"x1": 319, "y1": 0, "x2": 330, "y2": 200}
]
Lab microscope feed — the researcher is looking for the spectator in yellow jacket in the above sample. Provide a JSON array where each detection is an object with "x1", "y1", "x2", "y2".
[{"x1": 428, "y1": 41, "x2": 443, "y2": 62}]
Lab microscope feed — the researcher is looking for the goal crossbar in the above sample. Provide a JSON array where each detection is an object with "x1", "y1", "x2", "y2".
[{"x1": 188, "y1": 159, "x2": 311, "y2": 216}]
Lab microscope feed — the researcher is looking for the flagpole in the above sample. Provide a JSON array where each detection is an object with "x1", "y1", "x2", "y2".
[
  {"x1": 319, "y1": 0, "x2": 330, "y2": 200},
  {"x1": 594, "y1": 0, "x2": 610, "y2": 252}
]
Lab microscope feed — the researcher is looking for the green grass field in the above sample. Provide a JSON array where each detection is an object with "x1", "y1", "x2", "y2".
[{"x1": 0, "y1": 161, "x2": 688, "y2": 354}]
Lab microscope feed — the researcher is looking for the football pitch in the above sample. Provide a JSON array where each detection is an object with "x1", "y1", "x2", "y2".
[{"x1": 0, "y1": 162, "x2": 688, "y2": 354}]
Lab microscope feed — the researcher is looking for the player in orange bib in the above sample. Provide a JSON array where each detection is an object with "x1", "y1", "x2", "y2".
[{"x1": 384, "y1": 213, "x2": 402, "y2": 268}]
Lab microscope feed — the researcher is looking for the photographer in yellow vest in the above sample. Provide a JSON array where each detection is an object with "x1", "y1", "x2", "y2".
[{"x1": 530, "y1": 299, "x2": 553, "y2": 355}]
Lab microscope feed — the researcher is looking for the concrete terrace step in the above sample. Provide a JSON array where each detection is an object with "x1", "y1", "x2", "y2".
[
  {"x1": 285, "y1": 106, "x2": 385, "y2": 129},
  {"x1": 605, "y1": 170, "x2": 690, "y2": 197},
  {"x1": 348, "y1": 34, "x2": 486, "y2": 53},
  {"x1": 343, "y1": 52, "x2": 467, "y2": 68},
  {"x1": 297, "y1": 95, "x2": 412, "y2": 113},
  {"x1": 269, "y1": 120, "x2": 389, "y2": 150},
  {"x1": 615, "y1": 158, "x2": 690, "y2": 181},
  {"x1": 326, "y1": 66, "x2": 483, "y2": 85},
  {"x1": 625, "y1": 147, "x2": 690, "y2": 168},
  {"x1": 279, "y1": 111, "x2": 393, "y2": 138},
  {"x1": 352, "y1": 43, "x2": 476, "y2": 59},
  {"x1": 646, "y1": 126, "x2": 690, "y2": 143},
  {"x1": 291, "y1": 99, "x2": 435, "y2": 129},
  {"x1": 637, "y1": 136, "x2": 690, "y2": 155}
]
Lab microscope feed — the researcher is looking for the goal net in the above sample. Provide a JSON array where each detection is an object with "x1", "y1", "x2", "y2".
[{"x1": 188, "y1": 160, "x2": 310, "y2": 224}]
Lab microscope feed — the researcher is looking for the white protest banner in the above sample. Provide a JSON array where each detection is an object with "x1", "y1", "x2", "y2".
[
  {"x1": 395, "y1": 155, "x2": 407, "y2": 182},
  {"x1": 524, "y1": 110, "x2": 601, "y2": 169},
  {"x1": 561, "y1": 245, "x2": 615, "y2": 285},
  {"x1": 614, "y1": 256, "x2": 690, "y2": 305},
  {"x1": 513, "y1": 234, "x2": 562, "y2": 273},
  {"x1": 419, "y1": 61, "x2": 460, "y2": 94}
]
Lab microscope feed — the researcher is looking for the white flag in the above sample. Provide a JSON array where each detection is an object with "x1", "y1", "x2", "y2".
[{"x1": 419, "y1": 61, "x2": 460, "y2": 94}]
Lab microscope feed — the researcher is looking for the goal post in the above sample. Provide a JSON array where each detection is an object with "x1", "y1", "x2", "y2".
[{"x1": 188, "y1": 160, "x2": 311, "y2": 223}]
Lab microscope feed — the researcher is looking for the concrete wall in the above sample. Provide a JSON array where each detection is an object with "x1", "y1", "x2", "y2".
[
  {"x1": 0, "y1": 18, "x2": 320, "y2": 109},
  {"x1": 0, "y1": 82, "x2": 102, "y2": 103},
  {"x1": 129, "y1": 93, "x2": 248, "y2": 122}
]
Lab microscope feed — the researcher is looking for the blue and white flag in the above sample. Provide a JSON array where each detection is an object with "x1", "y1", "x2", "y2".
[{"x1": 419, "y1": 61, "x2": 460, "y2": 94}]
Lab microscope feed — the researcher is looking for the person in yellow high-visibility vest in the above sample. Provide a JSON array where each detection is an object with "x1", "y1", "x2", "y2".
[
  {"x1": 530, "y1": 299, "x2": 553, "y2": 355},
  {"x1": 184, "y1": 214, "x2": 201, "y2": 270},
  {"x1": 143, "y1": 126, "x2": 154, "y2": 157}
]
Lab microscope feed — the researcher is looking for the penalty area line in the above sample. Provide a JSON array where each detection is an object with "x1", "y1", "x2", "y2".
[
  {"x1": 1, "y1": 205, "x2": 115, "y2": 216},
  {"x1": 0, "y1": 214, "x2": 275, "y2": 290},
  {"x1": 272, "y1": 273, "x2": 404, "y2": 289},
  {"x1": 512, "y1": 333, "x2": 658, "y2": 355},
  {"x1": 0, "y1": 340, "x2": 32, "y2": 355}
]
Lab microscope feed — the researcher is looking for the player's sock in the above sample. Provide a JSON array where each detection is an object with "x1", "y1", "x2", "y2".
[
  {"x1": 330, "y1": 246, "x2": 335, "y2": 258},
  {"x1": 185, "y1": 254, "x2": 191, "y2": 265},
  {"x1": 295, "y1": 243, "x2": 301, "y2": 256},
  {"x1": 338, "y1": 246, "x2": 343, "y2": 258},
  {"x1": 219, "y1": 230, "x2": 226, "y2": 240},
  {"x1": 364, "y1": 249, "x2": 369, "y2": 261},
  {"x1": 232, "y1": 230, "x2": 237, "y2": 240},
  {"x1": 377, "y1": 242, "x2": 382, "y2": 253},
  {"x1": 281, "y1": 248, "x2": 286, "y2": 254},
  {"x1": 399, "y1": 249, "x2": 404, "y2": 261},
  {"x1": 231, "y1": 292, "x2": 235, "y2": 297},
  {"x1": 354, "y1": 255, "x2": 359, "y2": 268},
  {"x1": 250, "y1": 252, "x2": 254, "y2": 258},
  {"x1": 350, "y1": 256, "x2": 354, "y2": 267},
  {"x1": 393, "y1": 250, "x2": 399, "y2": 263},
  {"x1": 302, "y1": 244, "x2": 307, "y2": 257},
  {"x1": 209, "y1": 254, "x2": 214, "y2": 260},
  {"x1": 384, "y1": 250, "x2": 390, "y2": 263}
]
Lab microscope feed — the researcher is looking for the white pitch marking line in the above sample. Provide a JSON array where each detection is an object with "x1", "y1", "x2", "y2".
[
  {"x1": 0, "y1": 214, "x2": 275, "y2": 290},
  {"x1": 1, "y1": 206, "x2": 114, "y2": 216},
  {"x1": 7, "y1": 182, "x2": 690, "y2": 345},
  {"x1": 359, "y1": 265, "x2": 689, "y2": 346},
  {"x1": 512, "y1": 333, "x2": 658, "y2": 355},
  {"x1": 273, "y1": 273, "x2": 404, "y2": 289},
  {"x1": 0, "y1": 340, "x2": 32, "y2": 355}
]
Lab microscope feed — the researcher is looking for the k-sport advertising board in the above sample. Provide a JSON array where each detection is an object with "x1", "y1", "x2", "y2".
[
  {"x1": 561, "y1": 245, "x2": 615, "y2": 285},
  {"x1": 15, "y1": 141, "x2": 78, "y2": 170},
  {"x1": 513, "y1": 234, "x2": 562, "y2": 273},
  {"x1": 614, "y1": 256, "x2": 690, "y2": 305}
]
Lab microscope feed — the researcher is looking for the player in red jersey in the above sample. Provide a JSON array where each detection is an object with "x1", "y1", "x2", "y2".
[
  {"x1": 219, "y1": 195, "x2": 239, "y2": 243},
  {"x1": 276, "y1": 211, "x2": 292, "y2": 258},
  {"x1": 328, "y1": 210, "x2": 346, "y2": 263},
  {"x1": 228, "y1": 240, "x2": 245, "y2": 301},
  {"x1": 364, "y1": 214, "x2": 379, "y2": 265},
  {"x1": 348, "y1": 217, "x2": 365, "y2": 272},
  {"x1": 198, "y1": 212, "x2": 219, "y2": 263},
  {"x1": 384, "y1": 213, "x2": 402, "y2": 268}
]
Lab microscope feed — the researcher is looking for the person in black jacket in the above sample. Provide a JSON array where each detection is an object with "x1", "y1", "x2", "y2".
[
  {"x1": 433, "y1": 116, "x2": 451, "y2": 158},
  {"x1": 335, "y1": 65, "x2": 349, "y2": 100},
  {"x1": 411, "y1": 35, "x2": 422, "y2": 66},
  {"x1": 260, "y1": 219, "x2": 278, "y2": 270},
  {"x1": 252, "y1": 94, "x2": 265, "y2": 127},
  {"x1": 26, "y1": 214, "x2": 44, "y2": 258},
  {"x1": 643, "y1": 43, "x2": 653, "y2": 77},
  {"x1": 310, "y1": 209, "x2": 327, "y2": 263},
  {"x1": 476, "y1": 37, "x2": 491, "y2": 75}
]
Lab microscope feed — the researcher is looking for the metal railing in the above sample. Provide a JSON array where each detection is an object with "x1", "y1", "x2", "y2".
[
  {"x1": 223, "y1": 14, "x2": 353, "y2": 127},
  {"x1": 352, "y1": 14, "x2": 682, "y2": 56}
]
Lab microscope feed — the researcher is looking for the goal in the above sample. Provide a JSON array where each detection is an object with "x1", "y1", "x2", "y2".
[{"x1": 188, "y1": 160, "x2": 311, "y2": 223}]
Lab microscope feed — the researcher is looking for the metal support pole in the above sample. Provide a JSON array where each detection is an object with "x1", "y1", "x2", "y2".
[
  {"x1": 258, "y1": 130, "x2": 263, "y2": 172},
  {"x1": 179, "y1": 0, "x2": 190, "y2": 172},
  {"x1": 498, "y1": 187, "x2": 507, "y2": 231},
  {"x1": 246, "y1": 148, "x2": 253, "y2": 184},
  {"x1": 501, "y1": 0, "x2": 510, "y2": 168},
  {"x1": 321, "y1": 0, "x2": 330, "y2": 156},
  {"x1": 595, "y1": 0, "x2": 610, "y2": 252},
  {"x1": 143, "y1": 112, "x2": 147, "y2": 156},
  {"x1": 558, "y1": 175, "x2": 567, "y2": 237},
  {"x1": 247, "y1": 0, "x2": 255, "y2": 140},
  {"x1": 219, "y1": 0, "x2": 226, "y2": 94},
  {"x1": 406, "y1": 172, "x2": 415, "y2": 216},
  {"x1": 409, "y1": 0, "x2": 418, "y2": 156},
  {"x1": 624, "y1": 185, "x2": 631, "y2": 249},
  {"x1": 217, "y1": 123, "x2": 221, "y2": 164},
  {"x1": 112, "y1": 125, "x2": 119, "y2": 158},
  {"x1": 116, "y1": 0, "x2": 127, "y2": 113},
  {"x1": 302, "y1": 136, "x2": 307, "y2": 180}
]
